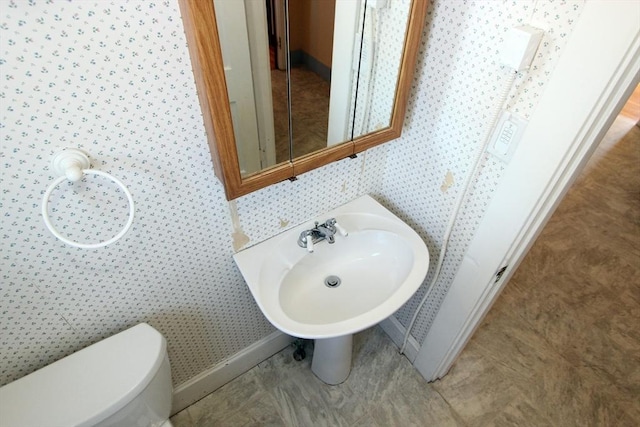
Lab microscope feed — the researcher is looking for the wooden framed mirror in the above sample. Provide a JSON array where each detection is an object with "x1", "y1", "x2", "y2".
[{"x1": 179, "y1": 0, "x2": 427, "y2": 199}]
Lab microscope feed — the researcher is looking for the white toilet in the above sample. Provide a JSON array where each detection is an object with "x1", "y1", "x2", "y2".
[{"x1": 0, "y1": 323, "x2": 174, "y2": 427}]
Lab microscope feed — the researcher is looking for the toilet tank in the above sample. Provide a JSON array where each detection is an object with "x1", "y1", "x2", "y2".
[{"x1": 0, "y1": 323, "x2": 172, "y2": 427}]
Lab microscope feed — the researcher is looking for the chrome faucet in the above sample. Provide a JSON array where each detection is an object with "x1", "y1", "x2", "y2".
[
  {"x1": 315, "y1": 221, "x2": 336, "y2": 244},
  {"x1": 298, "y1": 218, "x2": 347, "y2": 252}
]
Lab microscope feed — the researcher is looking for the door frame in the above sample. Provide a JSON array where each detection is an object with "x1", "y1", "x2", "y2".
[
  {"x1": 274, "y1": 0, "x2": 287, "y2": 71},
  {"x1": 413, "y1": 0, "x2": 640, "y2": 381},
  {"x1": 213, "y1": 0, "x2": 262, "y2": 175}
]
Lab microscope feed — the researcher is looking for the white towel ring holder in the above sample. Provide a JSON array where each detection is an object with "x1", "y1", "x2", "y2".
[{"x1": 42, "y1": 148, "x2": 135, "y2": 249}]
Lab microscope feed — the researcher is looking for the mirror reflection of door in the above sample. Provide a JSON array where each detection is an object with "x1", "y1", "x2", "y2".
[
  {"x1": 266, "y1": 0, "x2": 291, "y2": 164},
  {"x1": 214, "y1": 0, "x2": 289, "y2": 176},
  {"x1": 212, "y1": 0, "x2": 412, "y2": 176},
  {"x1": 213, "y1": 0, "x2": 263, "y2": 175},
  {"x1": 287, "y1": 0, "x2": 336, "y2": 159},
  {"x1": 277, "y1": 0, "x2": 414, "y2": 160}
]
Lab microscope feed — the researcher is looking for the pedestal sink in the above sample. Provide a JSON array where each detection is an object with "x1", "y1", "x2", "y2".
[{"x1": 233, "y1": 195, "x2": 429, "y2": 384}]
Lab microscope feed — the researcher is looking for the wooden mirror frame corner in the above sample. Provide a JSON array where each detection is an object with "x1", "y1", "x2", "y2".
[{"x1": 178, "y1": 0, "x2": 428, "y2": 200}]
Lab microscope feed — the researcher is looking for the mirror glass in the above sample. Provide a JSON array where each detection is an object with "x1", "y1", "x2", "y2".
[{"x1": 213, "y1": 0, "x2": 412, "y2": 177}]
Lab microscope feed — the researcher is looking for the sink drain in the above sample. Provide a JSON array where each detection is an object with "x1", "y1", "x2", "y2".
[{"x1": 324, "y1": 275, "x2": 341, "y2": 288}]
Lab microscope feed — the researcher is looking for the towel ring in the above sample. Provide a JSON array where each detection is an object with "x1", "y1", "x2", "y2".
[{"x1": 42, "y1": 148, "x2": 135, "y2": 249}]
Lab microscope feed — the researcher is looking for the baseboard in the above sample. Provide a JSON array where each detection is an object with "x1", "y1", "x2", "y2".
[
  {"x1": 289, "y1": 49, "x2": 331, "y2": 82},
  {"x1": 379, "y1": 315, "x2": 421, "y2": 363},
  {"x1": 171, "y1": 331, "x2": 293, "y2": 414}
]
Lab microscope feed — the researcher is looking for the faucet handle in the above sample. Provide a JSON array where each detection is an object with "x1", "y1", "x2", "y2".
[
  {"x1": 333, "y1": 220, "x2": 349, "y2": 237},
  {"x1": 298, "y1": 230, "x2": 315, "y2": 252},
  {"x1": 304, "y1": 230, "x2": 314, "y2": 253}
]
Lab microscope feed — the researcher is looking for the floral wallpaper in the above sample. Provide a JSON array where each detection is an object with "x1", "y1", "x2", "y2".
[{"x1": 0, "y1": 0, "x2": 585, "y2": 389}]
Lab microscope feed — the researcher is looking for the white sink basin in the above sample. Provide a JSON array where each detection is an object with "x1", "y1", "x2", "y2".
[{"x1": 234, "y1": 195, "x2": 430, "y2": 340}]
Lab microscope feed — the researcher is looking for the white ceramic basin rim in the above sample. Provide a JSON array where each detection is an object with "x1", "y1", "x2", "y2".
[{"x1": 233, "y1": 195, "x2": 430, "y2": 339}]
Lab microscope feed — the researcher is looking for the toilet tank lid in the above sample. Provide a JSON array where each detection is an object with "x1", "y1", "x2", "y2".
[{"x1": 0, "y1": 323, "x2": 168, "y2": 427}]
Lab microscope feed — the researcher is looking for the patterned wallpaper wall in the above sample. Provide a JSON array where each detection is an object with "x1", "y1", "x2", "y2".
[
  {"x1": 0, "y1": 0, "x2": 585, "y2": 389},
  {"x1": 378, "y1": 0, "x2": 586, "y2": 340},
  {"x1": 0, "y1": 0, "x2": 372, "y2": 388}
]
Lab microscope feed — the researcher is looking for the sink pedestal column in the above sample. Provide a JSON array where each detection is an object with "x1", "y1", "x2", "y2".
[{"x1": 311, "y1": 334, "x2": 353, "y2": 385}]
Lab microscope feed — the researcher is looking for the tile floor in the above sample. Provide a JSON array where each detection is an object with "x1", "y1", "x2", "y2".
[
  {"x1": 172, "y1": 110, "x2": 639, "y2": 426},
  {"x1": 272, "y1": 67, "x2": 331, "y2": 164}
]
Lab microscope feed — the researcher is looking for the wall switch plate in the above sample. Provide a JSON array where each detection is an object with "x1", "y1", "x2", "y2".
[{"x1": 486, "y1": 110, "x2": 527, "y2": 163}]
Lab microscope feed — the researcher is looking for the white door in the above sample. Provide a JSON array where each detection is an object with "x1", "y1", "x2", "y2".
[
  {"x1": 214, "y1": 0, "x2": 268, "y2": 175},
  {"x1": 413, "y1": 1, "x2": 640, "y2": 381},
  {"x1": 327, "y1": 0, "x2": 360, "y2": 146},
  {"x1": 245, "y1": 0, "x2": 277, "y2": 168}
]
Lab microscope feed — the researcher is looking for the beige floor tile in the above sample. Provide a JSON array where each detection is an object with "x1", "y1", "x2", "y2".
[
  {"x1": 183, "y1": 368, "x2": 268, "y2": 426},
  {"x1": 272, "y1": 67, "x2": 330, "y2": 164},
  {"x1": 271, "y1": 375, "x2": 362, "y2": 427},
  {"x1": 370, "y1": 360, "x2": 465, "y2": 427},
  {"x1": 520, "y1": 363, "x2": 637, "y2": 426},
  {"x1": 482, "y1": 392, "x2": 555, "y2": 427},
  {"x1": 170, "y1": 407, "x2": 193, "y2": 427},
  {"x1": 201, "y1": 393, "x2": 284, "y2": 427},
  {"x1": 470, "y1": 308, "x2": 562, "y2": 385},
  {"x1": 253, "y1": 340, "x2": 315, "y2": 391},
  {"x1": 350, "y1": 413, "x2": 385, "y2": 427},
  {"x1": 344, "y1": 325, "x2": 409, "y2": 403},
  {"x1": 432, "y1": 348, "x2": 519, "y2": 426}
]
